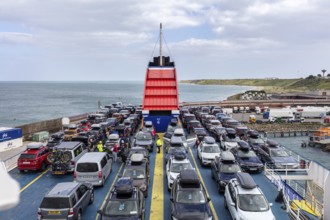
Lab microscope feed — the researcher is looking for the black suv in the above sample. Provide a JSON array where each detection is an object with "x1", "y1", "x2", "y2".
[
  {"x1": 97, "y1": 177, "x2": 146, "y2": 220},
  {"x1": 121, "y1": 154, "x2": 150, "y2": 197},
  {"x1": 211, "y1": 151, "x2": 241, "y2": 193},
  {"x1": 170, "y1": 169, "x2": 212, "y2": 220}
]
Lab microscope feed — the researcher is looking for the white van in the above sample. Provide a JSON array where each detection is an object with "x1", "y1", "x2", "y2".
[{"x1": 74, "y1": 152, "x2": 112, "y2": 186}]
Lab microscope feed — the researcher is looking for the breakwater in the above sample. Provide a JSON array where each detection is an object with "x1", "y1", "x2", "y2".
[{"x1": 16, "y1": 113, "x2": 89, "y2": 140}]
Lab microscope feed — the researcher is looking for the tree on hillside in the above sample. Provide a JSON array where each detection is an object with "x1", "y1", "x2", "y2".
[
  {"x1": 306, "y1": 75, "x2": 315, "y2": 79},
  {"x1": 327, "y1": 73, "x2": 330, "y2": 77},
  {"x1": 317, "y1": 74, "x2": 322, "y2": 78}
]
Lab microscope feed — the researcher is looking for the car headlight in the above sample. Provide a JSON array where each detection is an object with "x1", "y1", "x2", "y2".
[
  {"x1": 206, "y1": 216, "x2": 213, "y2": 220},
  {"x1": 172, "y1": 217, "x2": 178, "y2": 220},
  {"x1": 220, "y1": 181, "x2": 226, "y2": 186},
  {"x1": 170, "y1": 175, "x2": 175, "y2": 180}
]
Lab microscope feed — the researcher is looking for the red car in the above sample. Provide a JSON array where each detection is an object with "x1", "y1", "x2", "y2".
[
  {"x1": 79, "y1": 120, "x2": 91, "y2": 132},
  {"x1": 17, "y1": 143, "x2": 50, "y2": 172}
]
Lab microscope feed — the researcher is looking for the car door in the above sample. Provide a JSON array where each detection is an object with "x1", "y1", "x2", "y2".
[
  {"x1": 197, "y1": 143, "x2": 202, "y2": 160},
  {"x1": 227, "y1": 183, "x2": 238, "y2": 219},
  {"x1": 211, "y1": 159, "x2": 218, "y2": 181},
  {"x1": 76, "y1": 184, "x2": 90, "y2": 210},
  {"x1": 166, "y1": 159, "x2": 171, "y2": 179}
]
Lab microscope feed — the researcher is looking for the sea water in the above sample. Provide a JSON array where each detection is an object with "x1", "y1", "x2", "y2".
[{"x1": 0, "y1": 81, "x2": 254, "y2": 127}]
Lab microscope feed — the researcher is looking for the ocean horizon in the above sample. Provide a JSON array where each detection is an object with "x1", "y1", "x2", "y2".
[{"x1": 0, "y1": 81, "x2": 255, "y2": 127}]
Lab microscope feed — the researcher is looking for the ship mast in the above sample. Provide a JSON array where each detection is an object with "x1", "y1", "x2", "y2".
[{"x1": 159, "y1": 23, "x2": 163, "y2": 66}]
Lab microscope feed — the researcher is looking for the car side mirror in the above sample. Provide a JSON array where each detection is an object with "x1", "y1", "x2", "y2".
[
  {"x1": 269, "y1": 203, "x2": 273, "y2": 207},
  {"x1": 230, "y1": 202, "x2": 235, "y2": 207}
]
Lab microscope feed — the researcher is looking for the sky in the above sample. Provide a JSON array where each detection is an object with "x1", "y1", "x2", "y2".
[{"x1": 1, "y1": 0, "x2": 330, "y2": 81}]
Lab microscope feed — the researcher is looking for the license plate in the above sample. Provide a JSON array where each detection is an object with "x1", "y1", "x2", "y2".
[
  {"x1": 48, "y1": 210, "x2": 60, "y2": 215},
  {"x1": 22, "y1": 162, "x2": 30, "y2": 164},
  {"x1": 250, "y1": 168, "x2": 257, "y2": 171},
  {"x1": 53, "y1": 171, "x2": 65, "y2": 175}
]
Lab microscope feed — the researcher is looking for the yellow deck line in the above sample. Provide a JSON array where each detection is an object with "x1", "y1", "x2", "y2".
[
  {"x1": 189, "y1": 147, "x2": 219, "y2": 220},
  {"x1": 95, "y1": 163, "x2": 124, "y2": 220},
  {"x1": 20, "y1": 168, "x2": 49, "y2": 193},
  {"x1": 150, "y1": 133, "x2": 164, "y2": 220}
]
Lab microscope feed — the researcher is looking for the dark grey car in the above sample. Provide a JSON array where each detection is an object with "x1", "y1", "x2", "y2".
[
  {"x1": 38, "y1": 182, "x2": 94, "y2": 220},
  {"x1": 134, "y1": 131, "x2": 154, "y2": 152}
]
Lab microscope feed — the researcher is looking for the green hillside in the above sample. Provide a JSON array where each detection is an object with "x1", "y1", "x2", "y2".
[{"x1": 180, "y1": 78, "x2": 330, "y2": 92}]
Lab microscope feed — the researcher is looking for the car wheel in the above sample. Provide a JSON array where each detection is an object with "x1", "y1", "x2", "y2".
[
  {"x1": 40, "y1": 162, "x2": 46, "y2": 172},
  {"x1": 89, "y1": 191, "x2": 94, "y2": 204},
  {"x1": 217, "y1": 182, "x2": 222, "y2": 193},
  {"x1": 77, "y1": 210, "x2": 82, "y2": 220},
  {"x1": 224, "y1": 195, "x2": 228, "y2": 209}
]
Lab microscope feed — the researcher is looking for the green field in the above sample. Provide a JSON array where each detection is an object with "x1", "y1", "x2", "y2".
[{"x1": 181, "y1": 78, "x2": 330, "y2": 93}]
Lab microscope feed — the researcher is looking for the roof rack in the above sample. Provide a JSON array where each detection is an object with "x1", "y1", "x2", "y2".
[
  {"x1": 203, "y1": 136, "x2": 215, "y2": 144},
  {"x1": 173, "y1": 150, "x2": 187, "y2": 160},
  {"x1": 237, "y1": 141, "x2": 250, "y2": 151},
  {"x1": 27, "y1": 143, "x2": 44, "y2": 150},
  {"x1": 115, "y1": 177, "x2": 134, "y2": 196},
  {"x1": 126, "y1": 153, "x2": 145, "y2": 165},
  {"x1": 267, "y1": 139, "x2": 278, "y2": 148},
  {"x1": 236, "y1": 172, "x2": 257, "y2": 189},
  {"x1": 179, "y1": 169, "x2": 200, "y2": 187}
]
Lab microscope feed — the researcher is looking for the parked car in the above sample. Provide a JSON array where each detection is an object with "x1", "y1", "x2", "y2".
[
  {"x1": 38, "y1": 182, "x2": 93, "y2": 220},
  {"x1": 230, "y1": 141, "x2": 264, "y2": 173},
  {"x1": 197, "y1": 136, "x2": 221, "y2": 166},
  {"x1": 170, "y1": 169, "x2": 212, "y2": 220},
  {"x1": 209, "y1": 126, "x2": 226, "y2": 142},
  {"x1": 63, "y1": 124, "x2": 80, "y2": 141},
  {"x1": 246, "y1": 130, "x2": 265, "y2": 152},
  {"x1": 224, "y1": 173, "x2": 275, "y2": 220},
  {"x1": 18, "y1": 143, "x2": 50, "y2": 172},
  {"x1": 142, "y1": 121, "x2": 156, "y2": 138},
  {"x1": 78, "y1": 120, "x2": 91, "y2": 132},
  {"x1": 182, "y1": 113, "x2": 196, "y2": 128},
  {"x1": 258, "y1": 139, "x2": 299, "y2": 169},
  {"x1": 74, "y1": 152, "x2": 112, "y2": 186},
  {"x1": 97, "y1": 177, "x2": 146, "y2": 220},
  {"x1": 47, "y1": 132, "x2": 64, "y2": 148},
  {"x1": 186, "y1": 120, "x2": 202, "y2": 134},
  {"x1": 226, "y1": 119, "x2": 241, "y2": 129},
  {"x1": 166, "y1": 150, "x2": 193, "y2": 190},
  {"x1": 193, "y1": 127, "x2": 208, "y2": 145},
  {"x1": 211, "y1": 151, "x2": 241, "y2": 193},
  {"x1": 122, "y1": 154, "x2": 150, "y2": 197},
  {"x1": 48, "y1": 142, "x2": 87, "y2": 175},
  {"x1": 134, "y1": 131, "x2": 154, "y2": 152},
  {"x1": 206, "y1": 119, "x2": 221, "y2": 131},
  {"x1": 220, "y1": 128, "x2": 240, "y2": 151},
  {"x1": 104, "y1": 134, "x2": 121, "y2": 151}
]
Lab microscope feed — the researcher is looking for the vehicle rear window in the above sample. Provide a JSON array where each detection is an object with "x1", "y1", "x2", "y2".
[
  {"x1": 40, "y1": 197, "x2": 70, "y2": 208},
  {"x1": 19, "y1": 154, "x2": 36, "y2": 159},
  {"x1": 76, "y1": 163, "x2": 98, "y2": 172}
]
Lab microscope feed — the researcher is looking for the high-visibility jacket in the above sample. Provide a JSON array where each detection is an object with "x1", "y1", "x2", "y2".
[
  {"x1": 97, "y1": 143, "x2": 104, "y2": 152},
  {"x1": 156, "y1": 139, "x2": 162, "y2": 147}
]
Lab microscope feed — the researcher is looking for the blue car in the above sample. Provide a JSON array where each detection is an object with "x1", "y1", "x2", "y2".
[
  {"x1": 258, "y1": 139, "x2": 299, "y2": 169},
  {"x1": 230, "y1": 141, "x2": 264, "y2": 173},
  {"x1": 211, "y1": 151, "x2": 241, "y2": 193},
  {"x1": 170, "y1": 169, "x2": 212, "y2": 220}
]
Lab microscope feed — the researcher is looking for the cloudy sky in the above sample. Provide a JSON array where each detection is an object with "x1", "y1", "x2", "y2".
[{"x1": 1, "y1": 0, "x2": 330, "y2": 81}]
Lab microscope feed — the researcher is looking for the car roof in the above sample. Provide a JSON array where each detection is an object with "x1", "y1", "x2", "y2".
[
  {"x1": 109, "y1": 134, "x2": 119, "y2": 139},
  {"x1": 203, "y1": 136, "x2": 215, "y2": 144},
  {"x1": 77, "y1": 152, "x2": 107, "y2": 163},
  {"x1": 221, "y1": 151, "x2": 235, "y2": 161},
  {"x1": 26, "y1": 142, "x2": 45, "y2": 150},
  {"x1": 170, "y1": 136, "x2": 184, "y2": 144},
  {"x1": 173, "y1": 128, "x2": 184, "y2": 135},
  {"x1": 47, "y1": 182, "x2": 80, "y2": 197}
]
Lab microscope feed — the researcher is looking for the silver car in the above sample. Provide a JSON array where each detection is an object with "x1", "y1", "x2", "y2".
[{"x1": 38, "y1": 182, "x2": 93, "y2": 220}]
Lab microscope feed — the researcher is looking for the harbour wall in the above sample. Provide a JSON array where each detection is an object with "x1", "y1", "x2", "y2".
[{"x1": 16, "y1": 113, "x2": 89, "y2": 140}]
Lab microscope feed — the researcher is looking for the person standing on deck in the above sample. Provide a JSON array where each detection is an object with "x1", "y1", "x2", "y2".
[
  {"x1": 97, "y1": 141, "x2": 104, "y2": 152},
  {"x1": 156, "y1": 135, "x2": 162, "y2": 154},
  {"x1": 112, "y1": 143, "x2": 119, "y2": 162}
]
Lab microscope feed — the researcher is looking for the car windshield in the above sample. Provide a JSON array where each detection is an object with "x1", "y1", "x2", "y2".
[
  {"x1": 270, "y1": 149, "x2": 289, "y2": 157},
  {"x1": 238, "y1": 150, "x2": 257, "y2": 158},
  {"x1": 137, "y1": 133, "x2": 152, "y2": 140},
  {"x1": 238, "y1": 194, "x2": 269, "y2": 212},
  {"x1": 220, "y1": 164, "x2": 241, "y2": 173},
  {"x1": 76, "y1": 163, "x2": 98, "y2": 172},
  {"x1": 250, "y1": 138, "x2": 264, "y2": 144},
  {"x1": 104, "y1": 200, "x2": 138, "y2": 216},
  {"x1": 224, "y1": 136, "x2": 240, "y2": 142},
  {"x1": 40, "y1": 197, "x2": 70, "y2": 209},
  {"x1": 176, "y1": 190, "x2": 206, "y2": 204},
  {"x1": 170, "y1": 163, "x2": 193, "y2": 173},
  {"x1": 123, "y1": 168, "x2": 145, "y2": 179},
  {"x1": 203, "y1": 145, "x2": 220, "y2": 153},
  {"x1": 211, "y1": 121, "x2": 220, "y2": 125},
  {"x1": 65, "y1": 131, "x2": 75, "y2": 135},
  {"x1": 19, "y1": 154, "x2": 36, "y2": 159}
]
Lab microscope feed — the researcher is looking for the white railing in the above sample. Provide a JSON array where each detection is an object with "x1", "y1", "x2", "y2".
[
  {"x1": 1, "y1": 152, "x2": 21, "y2": 172},
  {"x1": 264, "y1": 163, "x2": 323, "y2": 220}
]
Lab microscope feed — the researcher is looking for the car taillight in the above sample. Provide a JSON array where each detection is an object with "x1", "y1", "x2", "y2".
[
  {"x1": 37, "y1": 208, "x2": 41, "y2": 218},
  {"x1": 71, "y1": 161, "x2": 74, "y2": 166},
  {"x1": 73, "y1": 171, "x2": 76, "y2": 180},
  {"x1": 98, "y1": 171, "x2": 102, "y2": 179},
  {"x1": 68, "y1": 208, "x2": 74, "y2": 217}
]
